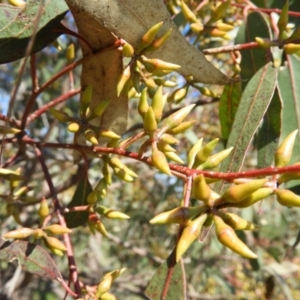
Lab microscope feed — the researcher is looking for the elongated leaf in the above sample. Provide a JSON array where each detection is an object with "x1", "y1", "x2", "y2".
[
  {"x1": 145, "y1": 252, "x2": 184, "y2": 300},
  {"x1": 65, "y1": 0, "x2": 231, "y2": 84},
  {"x1": 278, "y1": 54, "x2": 300, "y2": 189},
  {"x1": 257, "y1": 88, "x2": 282, "y2": 168},
  {"x1": 0, "y1": 0, "x2": 68, "y2": 64},
  {"x1": 235, "y1": 12, "x2": 272, "y2": 88},
  {"x1": 0, "y1": 238, "x2": 62, "y2": 281},
  {"x1": 216, "y1": 62, "x2": 277, "y2": 194},
  {"x1": 219, "y1": 81, "x2": 242, "y2": 142},
  {"x1": 64, "y1": 178, "x2": 92, "y2": 228}
]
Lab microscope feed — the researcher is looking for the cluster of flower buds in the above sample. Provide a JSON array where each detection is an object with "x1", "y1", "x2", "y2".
[
  {"x1": 96, "y1": 268, "x2": 126, "y2": 300},
  {"x1": 117, "y1": 21, "x2": 180, "y2": 97},
  {"x1": 50, "y1": 85, "x2": 119, "y2": 146},
  {"x1": 149, "y1": 129, "x2": 300, "y2": 260},
  {"x1": 255, "y1": 1, "x2": 300, "y2": 55}
]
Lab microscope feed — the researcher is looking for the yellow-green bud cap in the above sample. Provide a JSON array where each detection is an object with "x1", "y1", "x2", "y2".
[
  {"x1": 49, "y1": 108, "x2": 71, "y2": 122},
  {"x1": 234, "y1": 187, "x2": 273, "y2": 208},
  {"x1": 38, "y1": 198, "x2": 49, "y2": 220},
  {"x1": 214, "y1": 214, "x2": 257, "y2": 259},
  {"x1": 196, "y1": 138, "x2": 219, "y2": 165},
  {"x1": 44, "y1": 224, "x2": 72, "y2": 235},
  {"x1": 44, "y1": 236, "x2": 67, "y2": 251},
  {"x1": 113, "y1": 168, "x2": 134, "y2": 182},
  {"x1": 168, "y1": 87, "x2": 188, "y2": 103},
  {"x1": 275, "y1": 130, "x2": 298, "y2": 167},
  {"x1": 152, "y1": 86, "x2": 164, "y2": 121},
  {"x1": 0, "y1": 125, "x2": 21, "y2": 134},
  {"x1": 96, "y1": 206, "x2": 130, "y2": 220},
  {"x1": 219, "y1": 212, "x2": 258, "y2": 230},
  {"x1": 176, "y1": 213, "x2": 207, "y2": 262},
  {"x1": 87, "y1": 191, "x2": 98, "y2": 204},
  {"x1": 4, "y1": 228, "x2": 34, "y2": 239},
  {"x1": 84, "y1": 129, "x2": 98, "y2": 145},
  {"x1": 99, "y1": 292, "x2": 117, "y2": 300},
  {"x1": 32, "y1": 228, "x2": 46, "y2": 239},
  {"x1": 222, "y1": 178, "x2": 268, "y2": 203},
  {"x1": 81, "y1": 85, "x2": 93, "y2": 116},
  {"x1": 144, "y1": 28, "x2": 173, "y2": 53},
  {"x1": 140, "y1": 56, "x2": 181, "y2": 73},
  {"x1": 67, "y1": 122, "x2": 80, "y2": 133},
  {"x1": 157, "y1": 140, "x2": 176, "y2": 153},
  {"x1": 122, "y1": 43, "x2": 134, "y2": 57},
  {"x1": 255, "y1": 37, "x2": 272, "y2": 49},
  {"x1": 136, "y1": 22, "x2": 164, "y2": 54},
  {"x1": 277, "y1": 0, "x2": 289, "y2": 41},
  {"x1": 99, "y1": 129, "x2": 120, "y2": 140},
  {"x1": 215, "y1": 22, "x2": 234, "y2": 32},
  {"x1": 8, "y1": 0, "x2": 26, "y2": 7},
  {"x1": 94, "y1": 220, "x2": 108, "y2": 237},
  {"x1": 284, "y1": 43, "x2": 300, "y2": 55},
  {"x1": 117, "y1": 65, "x2": 131, "y2": 97},
  {"x1": 210, "y1": 0, "x2": 231, "y2": 23},
  {"x1": 93, "y1": 100, "x2": 110, "y2": 117},
  {"x1": 285, "y1": 27, "x2": 300, "y2": 43},
  {"x1": 143, "y1": 107, "x2": 157, "y2": 133},
  {"x1": 0, "y1": 168, "x2": 23, "y2": 181},
  {"x1": 151, "y1": 147, "x2": 171, "y2": 175},
  {"x1": 149, "y1": 206, "x2": 206, "y2": 225},
  {"x1": 160, "y1": 134, "x2": 180, "y2": 145},
  {"x1": 66, "y1": 43, "x2": 75, "y2": 62},
  {"x1": 163, "y1": 104, "x2": 195, "y2": 131},
  {"x1": 181, "y1": 0, "x2": 198, "y2": 23},
  {"x1": 190, "y1": 22, "x2": 204, "y2": 33},
  {"x1": 187, "y1": 138, "x2": 203, "y2": 168},
  {"x1": 102, "y1": 163, "x2": 112, "y2": 185},
  {"x1": 275, "y1": 188, "x2": 300, "y2": 207},
  {"x1": 192, "y1": 175, "x2": 212, "y2": 205},
  {"x1": 138, "y1": 87, "x2": 149, "y2": 118},
  {"x1": 168, "y1": 120, "x2": 195, "y2": 135},
  {"x1": 198, "y1": 147, "x2": 233, "y2": 170},
  {"x1": 164, "y1": 151, "x2": 184, "y2": 164}
]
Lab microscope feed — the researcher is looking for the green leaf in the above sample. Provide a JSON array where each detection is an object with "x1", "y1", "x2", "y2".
[
  {"x1": 278, "y1": 54, "x2": 300, "y2": 188},
  {"x1": 219, "y1": 81, "x2": 242, "y2": 142},
  {"x1": 64, "y1": 178, "x2": 92, "y2": 228},
  {"x1": 235, "y1": 12, "x2": 273, "y2": 89},
  {"x1": 257, "y1": 88, "x2": 282, "y2": 168},
  {"x1": 216, "y1": 62, "x2": 277, "y2": 194},
  {"x1": 0, "y1": 0, "x2": 68, "y2": 64},
  {"x1": 145, "y1": 252, "x2": 184, "y2": 300},
  {"x1": 0, "y1": 238, "x2": 62, "y2": 281}
]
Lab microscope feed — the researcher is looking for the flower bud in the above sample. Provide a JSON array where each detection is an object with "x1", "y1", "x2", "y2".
[
  {"x1": 38, "y1": 198, "x2": 49, "y2": 221},
  {"x1": 32, "y1": 228, "x2": 46, "y2": 239},
  {"x1": 181, "y1": 0, "x2": 198, "y2": 23},
  {"x1": 49, "y1": 108, "x2": 71, "y2": 123},
  {"x1": 176, "y1": 213, "x2": 207, "y2": 262},
  {"x1": 8, "y1": 0, "x2": 26, "y2": 7},
  {"x1": 49, "y1": 247, "x2": 64, "y2": 256},
  {"x1": 284, "y1": 43, "x2": 300, "y2": 55},
  {"x1": 196, "y1": 138, "x2": 219, "y2": 165},
  {"x1": 99, "y1": 292, "x2": 117, "y2": 300},
  {"x1": 164, "y1": 151, "x2": 184, "y2": 164},
  {"x1": 275, "y1": 188, "x2": 300, "y2": 207},
  {"x1": 143, "y1": 107, "x2": 157, "y2": 133},
  {"x1": 160, "y1": 134, "x2": 180, "y2": 145},
  {"x1": 4, "y1": 228, "x2": 34, "y2": 239},
  {"x1": 190, "y1": 22, "x2": 204, "y2": 33},
  {"x1": 0, "y1": 125, "x2": 21, "y2": 134},
  {"x1": 167, "y1": 120, "x2": 195, "y2": 135},
  {"x1": 219, "y1": 212, "x2": 258, "y2": 230},
  {"x1": 96, "y1": 206, "x2": 130, "y2": 220},
  {"x1": 222, "y1": 179, "x2": 268, "y2": 203},
  {"x1": 92, "y1": 100, "x2": 110, "y2": 117},
  {"x1": 192, "y1": 175, "x2": 212, "y2": 205},
  {"x1": 154, "y1": 78, "x2": 177, "y2": 88},
  {"x1": 84, "y1": 129, "x2": 98, "y2": 145},
  {"x1": 255, "y1": 37, "x2": 272, "y2": 49},
  {"x1": 214, "y1": 215, "x2": 257, "y2": 259},
  {"x1": 44, "y1": 224, "x2": 72, "y2": 235},
  {"x1": 157, "y1": 140, "x2": 176, "y2": 153},
  {"x1": 113, "y1": 168, "x2": 134, "y2": 182},
  {"x1": 187, "y1": 138, "x2": 203, "y2": 168},
  {"x1": 122, "y1": 43, "x2": 135, "y2": 57},
  {"x1": 215, "y1": 22, "x2": 234, "y2": 32},
  {"x1": 275, "y1": 130, "x2": 298, "y2": 167},
  {"x1": 144, "y1": 29, "x2": 173, "y2": 53},
  {"x1": 143, "y1": 77, "x2": 157, "y2": 89},
  {"x1": 234, "y1": 187, "x2": 273, "y2": 208},
  {"x1": 198, "y1": 147, "x2": 234, "y2": 170},
  {"x1": 136, "y1": 22, "x2": 164, "y2": 54},
  {"x1": 168, "y1": 86, "x2": 188, "y2": 103},
  {"x1": 67, "y1": 122, "x2": 80, "y2": 133},
  {"x1": 117, "y1": 65, "x2": 131, "y2": 97},
  {"x1": 102, "y1": 163, "x2": 112, "y2": 185},
  {"x1": 138, "y1": 88, "x2": 149, "y2": 118},
  {"x1": 149, "y1": 206, "x2": 206, "y2": 225},
  {"x1": 94, "y1": 220, "x2": 108, "y2": 237},
  {"x1": 44, "y1": 236, "x2": 67, "y2": 251},
  {"x1": 210, "y1": 0, "x2": 230, "y2": 23},
  {"x1": 80, "y1": 85, "x2": 93, "y2": 115},
  {"x1": 0, "y1": 169, "x2": 22, "y2": 183},
  {"x1": 66, "y1": 43, "x2": 75, "y2": 63},
  {"x1": 140, "y1": 56, "x2": 181, "y2": 73},
  {"x1": 163, "y1": 104, "x2": 195, "y2": 132},
  {"x1": 151, "y1": 147, "x2": 171, "y2": 175},
  {"x1": 285, "y1": 27, "x2": 300, "y2": 43},
  {"x1": 208, "y1": 28, "x2": 228, "y2": 38},
  {"x1": 99, "y1": 129, "x2": 120, "y2": 140},
  {"x1": 152, "y1": 86, "x2": 164, "y2": 121},
  {"x1": 277, "y1": 0, "x2": 289, "y2": 41}
]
